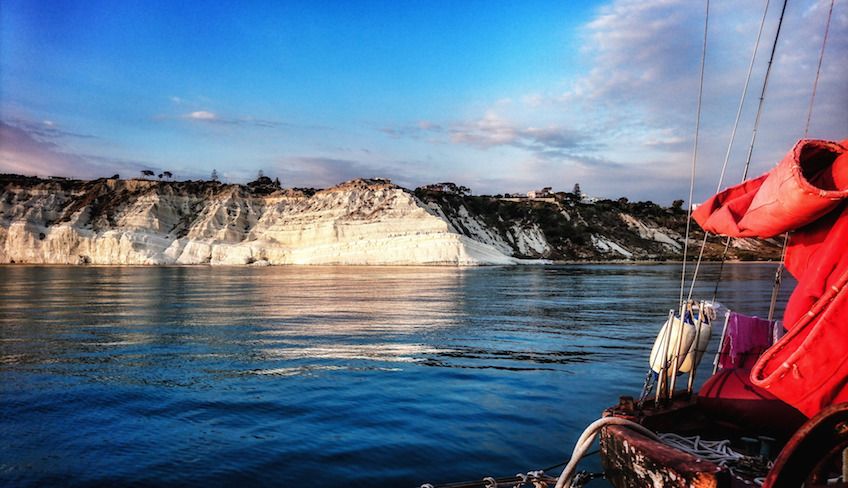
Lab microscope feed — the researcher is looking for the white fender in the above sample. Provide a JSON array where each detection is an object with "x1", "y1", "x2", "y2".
[
  {"x1": 679, "y1": 320, "x2": 711, "y2": 373},
  {"x1": 650, "y1": 314, "x2": 713, "y2": 377},
  {"x1": 650, "y1": 316, "x2": 694, "y2": 375}
]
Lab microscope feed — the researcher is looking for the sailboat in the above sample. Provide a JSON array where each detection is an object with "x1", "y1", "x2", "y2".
[
  {"x1": 592, "y1": 138, "x2": 848, "y2": 488},
  {"x1": 418, "y1": 1, "x2": 844, "y2": 487},
  {"x1": 565, "y1": 0, "x2": 848, "y2": 486}
]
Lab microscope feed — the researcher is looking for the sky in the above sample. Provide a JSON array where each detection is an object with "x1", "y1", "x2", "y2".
[{"x1": 0, "y1": 0, "x2": 846, "y2": 203}]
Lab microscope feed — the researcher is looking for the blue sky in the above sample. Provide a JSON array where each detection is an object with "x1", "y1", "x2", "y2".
[{"x1": 1, "y1": 0, "x2": 846, "y2": 202}]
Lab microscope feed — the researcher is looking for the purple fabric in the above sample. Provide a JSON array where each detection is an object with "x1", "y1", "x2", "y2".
[{"x1": 718, "y1": 312, "x2": 776, "y2": 369}]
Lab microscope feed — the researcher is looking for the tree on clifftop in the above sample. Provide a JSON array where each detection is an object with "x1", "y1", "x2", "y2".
[
  {"x1": 211, "y1": 169, "x2": 219, "y2": 182},
  {"x1": 141, "y1": 170, "x2": 155, "y2": 178}
]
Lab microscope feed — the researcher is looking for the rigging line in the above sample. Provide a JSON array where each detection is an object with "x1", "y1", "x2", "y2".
[
  {"x1": 540, "y1": 450, "x2": 599, "y2": 473},
  {"x1": 767, "y1": 0, "x2": 835, "y2": 321},
  {"x1": 768, "y1": 233, "x2": 790, "y2": 321},
  {"x1": 711, "y1": 238, "x2": 732, "y2": 303},
  {"x1": 741, "y1": 0, "x2": 789, "y2": 183},
  {"x1": 685, "y1": 0, "x2": 773, "y2": 303},
  {"x1": 679, "y1": 0, "x2": 711, "y2": 312},
  {"x1": 705, "y1": 0, "x2": 790, "y2": 305},
  {"x1": 804, "y1": 0, "x2": 835, "y2": 138}
]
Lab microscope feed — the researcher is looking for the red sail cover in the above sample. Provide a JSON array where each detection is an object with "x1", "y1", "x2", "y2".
[{"x1": 693, "y1": 139, "x2": 848, "y2": 418}]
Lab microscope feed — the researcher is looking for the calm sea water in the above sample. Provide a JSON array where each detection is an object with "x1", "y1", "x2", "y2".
[{"x1": 0, "y1": 264, "x2": 793, "y2": 487}]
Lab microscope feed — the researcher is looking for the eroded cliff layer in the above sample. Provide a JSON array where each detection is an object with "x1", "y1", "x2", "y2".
[{"x1": 0, "y1": 175, "x2": 780, "y2": 265}]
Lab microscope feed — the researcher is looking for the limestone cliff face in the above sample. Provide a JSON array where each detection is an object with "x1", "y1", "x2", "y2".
[
  {"x1": 0, "y1": 175, "x2": 780, "y2": 265},
  {"x1": 0, "y1": 176, "x2": 522, "y2": 265}
]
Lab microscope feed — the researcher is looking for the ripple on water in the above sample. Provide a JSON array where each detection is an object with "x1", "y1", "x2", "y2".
[{"x1": 0, "y1": 264, "x2": 793, "y2": 487}]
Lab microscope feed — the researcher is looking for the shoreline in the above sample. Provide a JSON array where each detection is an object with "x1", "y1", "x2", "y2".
[{"x1": 0, "y1": 259, "x2": 783, "y2": 268}]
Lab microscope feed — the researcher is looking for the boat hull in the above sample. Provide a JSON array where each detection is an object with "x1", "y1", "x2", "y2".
[{"x1": 600, "y1": 424, "x2": 728, "y2": 488}]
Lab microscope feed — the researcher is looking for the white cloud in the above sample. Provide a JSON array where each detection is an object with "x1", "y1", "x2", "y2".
[
  {"x1": 449, "y1": 111, "x2": 520, "y2": 147},
  {"x1": 564, "y1": 0, "x2": 847, "y2": 149},
  {"x1": 522, "y1": 94, "x2": 544, "y2": 108},
  {"x1": 187, "y1": 110, "x2": 217, "y2": 121},
  {"x1": 385, "y1": 110, "x2": 587, "y2": 159}
]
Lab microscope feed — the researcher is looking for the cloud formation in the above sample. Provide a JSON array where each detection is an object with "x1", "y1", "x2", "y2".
[
  {"x1": 0, "y1": 121, "x2": 150, "y2": 178},
  {"x1": 448, "y1": 112, "x2": 582, "y2": 151},
  {"x1": 562, "y1": 0, "x2": 847, "y2": 164},
  {"x1": 384, "y1": 111, "x2": 590, "y2": 161},
  {"x1": 3, "y1": 0, "x2": 844, "y2": 203},
  {"x1": 187, "y1": 111, "x2": 217, "y2": 121},
  {"x1": 6, "y1": 118, "x2": 97, "y2": 140},
  {"x1": 178, "y1": 110, "x2": 292, "y2": 129},
  {"x1": 380, "y1": 0, "x2": 847, "y2": 201}
]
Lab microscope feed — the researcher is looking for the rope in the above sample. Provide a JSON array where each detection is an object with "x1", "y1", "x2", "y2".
[
  {"x1": 685, "y1": 0, "x2": 772, "y2": 303},
  {"x1": 658, "y1": 433, "x2": 745, "y2": 465},
  {"x1": 417, "y1": 455, "x2": 602, "y2": 488},
  {"x1": 804, "y1": 0, "x2": 835, "y2": 139},
  {"x1": 767, "y1": 233, "x2": 790, "y2": 321},
  {"x1": 419, "y1": 471, "x2": 559, "y2": 488},
  {"x1": 710, "y1": 238, "x2": 733, "y2": 303},
  {"x1": 742, "y1": 0, "x2": 789, "y2": 183},
  {"x1": 548, "y1": 420, "x2": 769, "y2": 488},
  {"x1": 678, "y1": 0, "x2": 710, "y2": 313},
  {"x1": 539, "y1": 450, "x2": 599, "y2": 474},
  {"x1": 703, "y1": 0, "x2": 790, "y2": 307},
  {"x1": 554, "y1": 417, "x2": 659, "y2": 488},
  {"x1": 657, "y1": 433, "x2": 772, "y2": 484}
]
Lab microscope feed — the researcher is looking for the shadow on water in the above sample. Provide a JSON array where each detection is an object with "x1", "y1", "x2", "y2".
[{"x1": 0, "y1": 264, "x2": 793, "y2": 486}]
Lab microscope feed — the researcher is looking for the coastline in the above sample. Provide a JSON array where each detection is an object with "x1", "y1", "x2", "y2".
[{"x1": 0, "y1": 258, "x2": 781, "y2": 267}]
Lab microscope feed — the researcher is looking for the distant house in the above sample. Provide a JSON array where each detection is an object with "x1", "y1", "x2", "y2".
[
  {"x1": 420, "y1": 182, "x2": 456, "y2": 193},
  {"x1": 418, "y1": 182, "x2": 470, "y2": 195},
  {"x1": 527, "y1": 187, "x2": 553, "y2": 199}
]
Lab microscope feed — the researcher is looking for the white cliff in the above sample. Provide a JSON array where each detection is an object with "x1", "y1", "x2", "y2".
[
  {"x1": 619, "y1": 213, "x2": 682, "y2": 252},
  {"x1": 0, "y1": 175, "x2": 782, "y2": 265},
  {"x1": 0, "y1": 177, "x2": 530, "y2": 265}
]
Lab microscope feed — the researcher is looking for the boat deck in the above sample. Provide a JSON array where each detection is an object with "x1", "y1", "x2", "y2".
[{"x1": 600, "y1": 394, "x2": 804, "y2": 487}]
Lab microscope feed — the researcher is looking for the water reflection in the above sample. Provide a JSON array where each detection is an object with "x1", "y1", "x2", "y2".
[{"x1": 0, "y1": 264, "x2": 794, "y2": 487}]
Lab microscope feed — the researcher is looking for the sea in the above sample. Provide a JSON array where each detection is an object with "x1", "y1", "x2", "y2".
[{"x1": 0, "y1": 263, "x2": 793, "y2": 487}]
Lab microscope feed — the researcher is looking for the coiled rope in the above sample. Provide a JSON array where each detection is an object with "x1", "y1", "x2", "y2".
[
  {"x1": 657, "y1": 433, "x2": 772, "y2": 485},
  {"x1": 658, "y1": 433, "x2": 745, "y2": 465}
]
